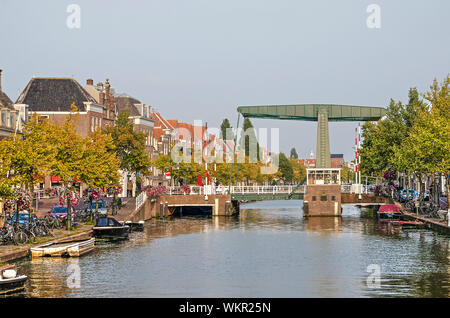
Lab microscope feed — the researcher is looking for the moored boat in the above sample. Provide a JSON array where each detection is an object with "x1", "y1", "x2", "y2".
[
  {"x1": 377, "y1": 204, "x2": 424, "y2": 228},
  {"x1": 30, "y1": 237, "x2": 95, "y2": 258},
  {"x1": 0, "y1": 265, "x2": 28, "y2": 294},
  {"x1": 377, "y1": 204, "x2": 402, "y2": 223},
  {"x1": 123, "y1": 220, "x2": 145, "y2": 232},
  {"x1": 93, "y1": 217, "x2": 130, "y2": 240}
]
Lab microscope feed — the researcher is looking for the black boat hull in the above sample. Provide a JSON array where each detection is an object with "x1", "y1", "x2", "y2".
[
  {"x1": 0, "y1": 276, "x2": 28, "y2": 294},
  {"x1": 93, "y1": 226, "x2": 129, "y2": 240}
]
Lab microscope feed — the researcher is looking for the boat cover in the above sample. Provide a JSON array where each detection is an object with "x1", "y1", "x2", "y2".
[{"x1": 378, "y1": 204, "x2": 400, "y2": 213}]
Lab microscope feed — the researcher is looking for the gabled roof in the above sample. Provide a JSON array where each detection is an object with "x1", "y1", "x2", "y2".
[
  {"x1": 16, "y1": 77, "x2": 97, "y2": 112},
  {"x1": 115, "y1": 95, "x2": 141, "y2": 116},
  {"x1": 151, "y1": 112, "x2": 175, "y2": 130},
  {"x1": 0, "y1": 91, "x2": 13, "y2": 109}
]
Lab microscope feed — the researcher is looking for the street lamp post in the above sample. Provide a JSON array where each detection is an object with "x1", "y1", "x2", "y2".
[{"x1": 66, "y1": 179, "x2": 73, "y2": 231}]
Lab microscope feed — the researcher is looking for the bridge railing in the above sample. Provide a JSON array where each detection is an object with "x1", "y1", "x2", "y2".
[
  {"x1": 165, "y1": 185, "x2": 306, "y2": 195},
  {"x1": 341, "y1": 184, "x2": 376, "y2": 194},
  {"x1": 135, "y1": 190, "x2": 147, "y2": 211}
]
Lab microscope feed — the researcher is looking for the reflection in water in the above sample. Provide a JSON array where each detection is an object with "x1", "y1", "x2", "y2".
[
  {"x1": 10, "y1": 200, "x2": 450, "y2": 297},
  {"x1": 305, "y1": 217, "x2": 342, "y2": 234}
]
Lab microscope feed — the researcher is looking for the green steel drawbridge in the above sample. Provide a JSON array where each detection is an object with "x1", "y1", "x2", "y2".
[{"x1": 236, "y1": 104, "x2": 386, "y2": 168}]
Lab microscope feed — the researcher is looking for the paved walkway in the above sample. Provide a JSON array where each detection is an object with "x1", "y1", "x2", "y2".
[{"x1": 114, "y1": 197, "x2": 136, "y2": 221}]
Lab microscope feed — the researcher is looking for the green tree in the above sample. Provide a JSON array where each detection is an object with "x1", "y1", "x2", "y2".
[
  {"x1": 1, "y1": 115, "x2": 56, "y2": 195},
  {"x1": 361, "y1": 87, "x2": 428, "y2": 176},
  {"x1": 290, "y1": 147, "x2": 298, "y2": 159},
  {"x1": 278, "y1": 153, "x2": 293, "y2": 183},
  {"x1": 82, "y1": 129, "x2": 121, "y2": 189},
  {"x1": 289, "y1": 158, "x2": 306, "y2": 183},
  {"x1": 220, "y1": 118, "x2": 234, "y2": 141},
  {"x1": 241, "y1": 118, "x2": 260, "y2": 161},
  {"x1": 104, "y1": 110, "x2": 151, "y2": 179},
  {"x1": 394, "y1": 76, "x2": 449, "y2": 201}
]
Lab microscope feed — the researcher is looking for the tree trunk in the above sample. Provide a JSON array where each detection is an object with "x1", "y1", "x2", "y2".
[
  {"x1": 113, "y1": 193, "x2": 117, "y2": 215},
  {"x1": 446, "y1": 175, "x2": 450, "y2": 226},
  {"x1": 66, "y1": 192, "x2": 72, "y2": 231},
  {"x1": 89, "y1": 197, "x2": 93, "y2": 223},
  {"x1": 446, "y1": 175, "x2": 450, "y2": 212},
  {"x1": 419, "y1": 173, "x2": 424, "y2": 203}
]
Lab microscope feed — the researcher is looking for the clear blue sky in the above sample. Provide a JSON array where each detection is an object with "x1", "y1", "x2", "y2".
[{"x1": 1, "y1": 0, "x2": 449, "y2": 160}]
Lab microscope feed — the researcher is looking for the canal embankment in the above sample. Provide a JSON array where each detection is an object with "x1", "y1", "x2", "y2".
[
  {"x1": 394, "y1": 202, "x2": 450, "y2": 234},
  {"x1": 0, "y1": 197, "x2": 137, "y2": 263}
]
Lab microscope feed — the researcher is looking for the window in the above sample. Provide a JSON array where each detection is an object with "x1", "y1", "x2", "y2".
[
  {"x1": 96, "y1": 218, "x2": 108, "y2": 227},
  {"x1": 1, "y1": 110, "x2": 6, "y2": 126},
  {"x1": 108, "y1": 218, "x2": 120, "y2": 226},
  {"x1": 38, "y1": 115, "x2": 49, "y2": 122},
  {"x1": 320, "y1": 195, "x2": 327, "y2": 201},
  {"x1": 312, "y1": 196, "x2": 316, "y2": 201},
  {"x1": 331, "y1": 196, "x2": 336, "y2": 201}
]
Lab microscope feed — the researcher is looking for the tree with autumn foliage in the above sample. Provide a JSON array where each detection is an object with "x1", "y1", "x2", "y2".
[
  {"x1": 0, "y1": 103, "x2": 121, "y2": 230},
  {"x1": 0, "y1": 114, "x2": 56, "y2": 201},
  {"x1": 361, "y1": 75, "x2": 449, "y2": 206}
]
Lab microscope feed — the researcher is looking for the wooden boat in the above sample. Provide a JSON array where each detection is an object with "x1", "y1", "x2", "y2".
[
  {"x1": 377, "y1": 204, "x2": 424, "y2": 228},
  {"x1": 93, "y1": 217, "x2": 130, "y2": 240},
  {"x1": 0, "y1": 265, "x2": 28, "y2": 294},
  {"x1": 30, "y1": 237, "x2": 95, "y2": 258}
]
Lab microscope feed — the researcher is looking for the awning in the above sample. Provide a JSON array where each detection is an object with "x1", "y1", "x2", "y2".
[{"x1": 51, "y1": 175, "x2": 61, "y2": 183}]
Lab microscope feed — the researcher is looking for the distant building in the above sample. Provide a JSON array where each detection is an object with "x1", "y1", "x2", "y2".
[
  {"x1": 330, "y1": 154, "x2": 345, "y2": 168},
  {"x1": 15, "y1": 76, "x2": 117, "y2": 189},
  {"x1": 113, "y1": 94, "x2": 156, "y2": 192},
  {"x1": 299, "y1": 158, "x2": 316, "y2": 168},
  {"x1": 0, "y1": 69, "x2": 28, "y2": 138},
  {"x1": 299, "y1": 153, "x2": 344, "y2": 169},
  {"x1": 151, "y1": 111, "x2": 175, "y2": 157},
  {"x1": 16, "y1": 77, "x2": 114, "y2": 137}
]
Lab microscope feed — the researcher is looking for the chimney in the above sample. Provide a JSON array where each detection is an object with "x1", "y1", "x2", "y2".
[
  {"x1": 0, "y1": 69, "x2": 2, "y2": 92},
  {"x1": 105, "y1": 79, "x2": 110, "y2": 96},
  {"x1": 99, "y1": 92, "x2": 105, "y2": 105},
  {"x1": 86, "y1": 78, "x2": 93, "y2": 86}
]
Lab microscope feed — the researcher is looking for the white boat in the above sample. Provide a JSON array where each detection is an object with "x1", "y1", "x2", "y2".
[
  {"x1": 0, "y1": 265, "x2": 28, "y2": 294},
  {"x1": 30, "y1": 237, "x2": 95, "y2": 258}
]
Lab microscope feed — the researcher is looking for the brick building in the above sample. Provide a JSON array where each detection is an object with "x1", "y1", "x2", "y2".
[
  {"x1": 16, "y1": 77, "x2": 114, "y2": 137},
  {"x1": 299, "y1": 154, "x2": 345, "y2": 169},
  {"x1": 330, "y1": 154, "x2": 345, "y2": 168},
  {"x1": 16, "y1": 77, "x2": 115, "y2": 188}
]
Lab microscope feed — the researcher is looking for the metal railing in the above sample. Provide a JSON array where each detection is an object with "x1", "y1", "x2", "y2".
[
  {"x1": 165, "y1": 185, "x2": 306, "y2": 196},
  {"x1": 341, "y1": 184, "x2": 376, "y2": 194},
  {"x1": 135, "y1": 191, "x2": 147, "y2": 211}
]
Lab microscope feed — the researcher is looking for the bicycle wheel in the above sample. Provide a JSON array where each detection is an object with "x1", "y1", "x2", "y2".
[
  {"x1": 39, "y1": 223, "x2": 52, "y2": 236},
  {"x1": 14, "y1": 230, "x2": 29, "y2": 244},
  {"x1": 407, "y1": 201, "x2": 416, "y2": 212},
  {"x1": 28, "y1": 230, "x2": 37, "y2": 243}
]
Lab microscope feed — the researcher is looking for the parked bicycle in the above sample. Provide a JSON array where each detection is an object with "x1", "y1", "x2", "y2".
[
  {"x1": 404, "y1": 198, "x2": 417, "y2": 213},
  {"x1": 44, "y1": 214, "x2": 64, "y2": 230},
  {"x1": 0, "y1": 223, "x2": 17, "y2": 245},
  {"x1": 419, "y1": 200, "x2": 440, "y2": 219}
]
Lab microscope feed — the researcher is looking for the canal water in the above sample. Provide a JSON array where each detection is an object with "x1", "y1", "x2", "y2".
[{"x1": 14, "y1": 200, "x2": 450, "y2": 297}]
